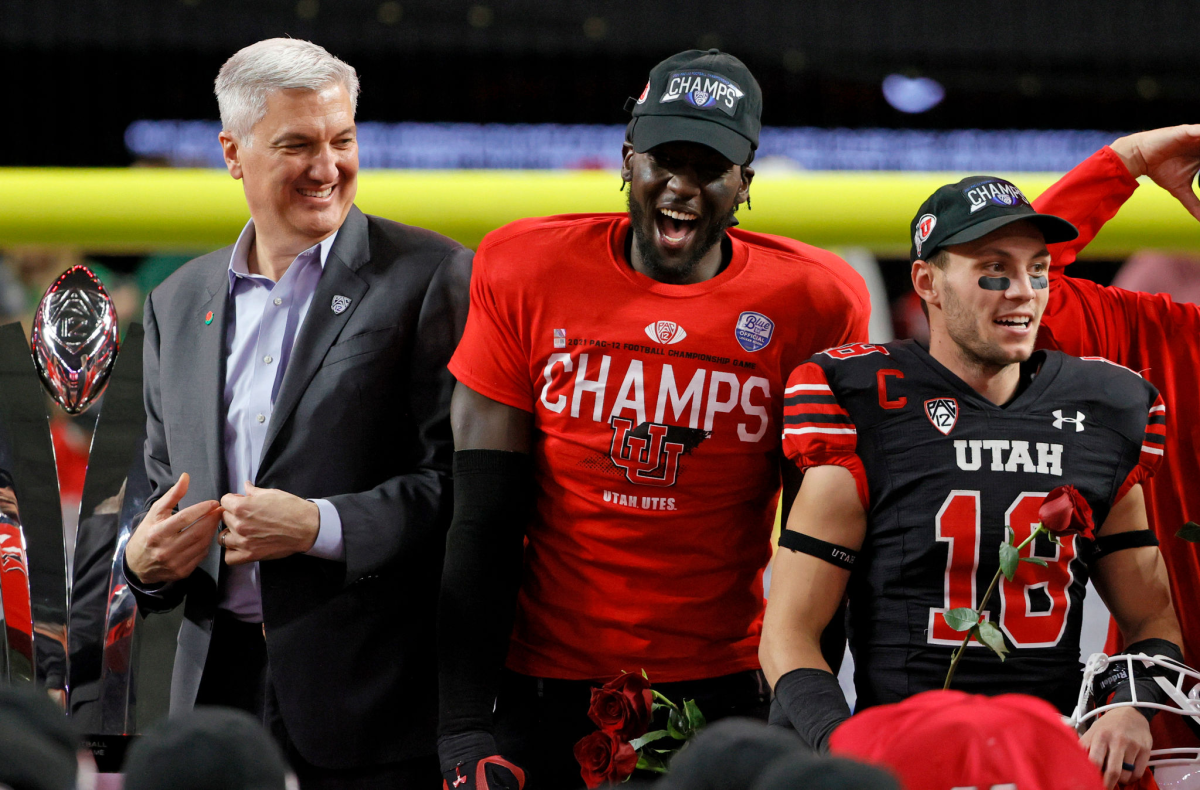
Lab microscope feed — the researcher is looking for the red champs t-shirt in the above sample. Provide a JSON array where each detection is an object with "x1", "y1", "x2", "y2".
[{"x1": 449, "y1": 213, "x2": 870, "y2": 681}]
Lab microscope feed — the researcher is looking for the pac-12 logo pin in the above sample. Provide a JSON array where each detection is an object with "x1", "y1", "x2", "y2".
[
  {"x1": 331, "y1": 295, "x2": 351, "y2": 314},
  {"x1": 914, "y1": 213, "x2": 936, "y2": 255},
  {"x1": 734, "y1": 312, "x2": 774, "y2": 353},
  {"x1": 924, "y1": 398, "x2": 958, "y2": 435}
]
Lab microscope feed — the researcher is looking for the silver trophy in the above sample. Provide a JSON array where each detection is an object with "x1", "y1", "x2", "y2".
[
  {"x1": 0, "y1": 266, "x2": 169, "y2": 769},
  {"x1": 31, "y1": 265, "x2": 120, "y2": 415}
]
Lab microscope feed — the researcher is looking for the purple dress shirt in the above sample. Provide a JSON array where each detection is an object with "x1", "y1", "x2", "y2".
[{"x1": 221, "y1": 220, "x2": 344, "y2": 622}]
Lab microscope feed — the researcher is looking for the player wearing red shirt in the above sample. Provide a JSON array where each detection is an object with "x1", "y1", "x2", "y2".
[
  {"x1": 437, "y1": 49, "x2": 869, "y2": 790},
  {"x1": 1031, "y1": 126, "x2": 1200, "y2": 761}
]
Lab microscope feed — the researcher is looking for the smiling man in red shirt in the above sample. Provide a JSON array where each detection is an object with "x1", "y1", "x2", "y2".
[{"x1": 436, "y1": 49, "x2": 871, "y2": 790}]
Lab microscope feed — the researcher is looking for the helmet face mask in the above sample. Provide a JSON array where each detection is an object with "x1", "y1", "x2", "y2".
[{"x1": 1070, "y1": 651, "x2": 1200, "y2": 774}]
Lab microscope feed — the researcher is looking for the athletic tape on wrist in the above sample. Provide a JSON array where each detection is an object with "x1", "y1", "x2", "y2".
[
  {"x1": 1096, "y1": 638, "x2": 1185, "y2": 722},
  {"x1": 771, "y1": 667, "x2": 852, "y2": 752}
]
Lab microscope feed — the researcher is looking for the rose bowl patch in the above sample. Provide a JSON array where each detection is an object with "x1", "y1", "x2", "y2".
[{"x1": 734, "y1": 311, "x2": 774, "y2": 352}]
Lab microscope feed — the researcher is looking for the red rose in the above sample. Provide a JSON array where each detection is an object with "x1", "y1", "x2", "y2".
[
  {"x1": 586, "y1": 673, "x2": 653, "y2": 739},
  {"x1": 1038, "y1": 485, "x2": 1095, "y2": 540},
  {"x1": 573, "y1": 730, "x2": 638, "y2": 789}
]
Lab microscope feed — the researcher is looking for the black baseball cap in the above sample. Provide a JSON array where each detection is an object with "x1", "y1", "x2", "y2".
[
  {"x1": 656, "y1": 718, "x2": 804, "y2": 790},
  {"x1": 122, "y1": 708, "x2": 291, "y2": 790},
  {"x1": 750, "y1": 754, "x2": 900, "y2": 790},
  {"x1": 910, "y1": 176, "x2": 1079, "y2": 263},
  {"x1": 627, "y1": 49, "x2": 762, "y2": 166},
  {"x1": 0, "y1": 685, "x2": 80, "y2": 790}
]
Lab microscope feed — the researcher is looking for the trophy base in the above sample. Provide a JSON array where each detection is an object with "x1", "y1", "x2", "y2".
[{"x1": 82, "y1": 733, "x2": 136, "y2": 773}]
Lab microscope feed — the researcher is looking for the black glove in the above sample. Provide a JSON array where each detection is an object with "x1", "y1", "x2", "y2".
[
  {"x1": 443, "y1": 756, "x2": 525, "y2": 790},
  {"x1": 440, "y1": 731, "x2": 526, "y2": 790}
]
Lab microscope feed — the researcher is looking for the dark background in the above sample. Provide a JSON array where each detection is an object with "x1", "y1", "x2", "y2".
[{"x1": 5, "y1": 0, "x2": 1199, "y2": 166}]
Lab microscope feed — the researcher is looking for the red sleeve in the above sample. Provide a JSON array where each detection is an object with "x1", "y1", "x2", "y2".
[
  {"x1": 838, "y1": 293, "x2": 871, "y2": 346},
  {"x1": 782, "y1": 361, "x2": 870, "y2": 509},
  {"x1": 1033, "y1": 146, "x2": 1140, "y2": 276},
  {"x1": 1116, "y1": 393, "x2": 1167, "y2": 504},
  {"x1": 1031, "y1": 147, "x2": 1140, "y2": 363},
  {"x1": 447, "y1": 242, "x2": 535, "y2": 411}
]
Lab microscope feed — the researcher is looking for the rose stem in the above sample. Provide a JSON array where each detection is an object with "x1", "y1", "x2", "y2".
[{"x1": 943, "y1": 524, "x2": 1046, "y2": 690}]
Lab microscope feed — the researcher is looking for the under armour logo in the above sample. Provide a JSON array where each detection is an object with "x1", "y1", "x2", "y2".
[
  {"x1": 452, "y1": 775, "x2": 467, "y2": 788},
  {"x1": 1052, "y1": 410, "x2": 1086, "y2": 431}
]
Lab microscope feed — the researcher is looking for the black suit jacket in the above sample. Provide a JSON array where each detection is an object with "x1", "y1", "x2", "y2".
[{"x1": 123, "y1": 206, "x2": 471, "y2": 767}]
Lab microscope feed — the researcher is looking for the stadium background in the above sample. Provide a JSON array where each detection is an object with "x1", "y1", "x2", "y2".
[{"x1": 4, "y1": 0, "x2": 1200, "y2": 706}]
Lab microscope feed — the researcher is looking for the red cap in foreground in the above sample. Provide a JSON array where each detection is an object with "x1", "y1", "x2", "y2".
[{"x1": 829, "y1": 690, "x2": 1104, "y2": 790}]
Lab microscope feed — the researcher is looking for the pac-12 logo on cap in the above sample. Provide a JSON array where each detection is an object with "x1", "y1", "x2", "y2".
[
  {"x1": 660, "y1": 71, "x2": 745, "y2": 117},
  {"x1": 914, "y1": 213, "x2": 937, "y2": 255},
  {"x1": 636, "y1": 81, "x2": 650, "y2": 104},
  {"x1": 963, "y1": 180, "x2": 1030, "y2": 214},
  {"x1": 734, "y1": 311, "x2": 774, "y2": 352}
]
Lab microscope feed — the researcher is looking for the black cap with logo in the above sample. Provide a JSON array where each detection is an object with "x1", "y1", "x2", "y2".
[
  {"x1": 910, "y1": 176, "x2": 1079, "y2": 263},
  {"x1": 627, "y1": 49, "x2": 762, "y2": 166}
]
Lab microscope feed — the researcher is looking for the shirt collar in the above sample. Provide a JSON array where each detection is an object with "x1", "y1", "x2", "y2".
[{"x1": 227, "y1": 219, "x2": 340, "y2": 293}]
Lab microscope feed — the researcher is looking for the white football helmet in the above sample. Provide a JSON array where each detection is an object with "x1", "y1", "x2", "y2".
[{"x1": 1069, "y1": 652, "x2": 1200, "y2": 788}]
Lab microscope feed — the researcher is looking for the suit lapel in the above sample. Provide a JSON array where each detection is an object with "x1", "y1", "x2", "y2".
[
  {"x1": 259, "y1": 207, "x2": 372, "y2": 468},
  {"x1": 195, "y1": 256, "x2": 232, "y2": 580}
]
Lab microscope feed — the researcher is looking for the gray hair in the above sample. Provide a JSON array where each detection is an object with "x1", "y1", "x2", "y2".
[{"x1": 215, "y1": 38, "x2": 360, "y2": 141}]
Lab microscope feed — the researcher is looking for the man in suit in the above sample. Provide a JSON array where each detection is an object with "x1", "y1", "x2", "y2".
[{"x1": 119, "y1": 38, "x2": 471, "y2": 789}]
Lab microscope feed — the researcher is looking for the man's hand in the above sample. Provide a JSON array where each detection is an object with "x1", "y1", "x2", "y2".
[
  {"x1": 220, "y1": 482, "x2": 319, "y2": 565},
  {"x1": 125, "y1": 473, "x2": 224, "y2": 585},
  {"x1": 1110, "y1": 124, "x2": 1200, "y2": 221},
  {"x1": 1079, "y1": 707, "x2": 1153, "y2": 789}
]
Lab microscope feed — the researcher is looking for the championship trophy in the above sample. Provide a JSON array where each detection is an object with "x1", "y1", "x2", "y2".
[{"x1": 0, "y1": 265, "x2": 173, "y2": 769}]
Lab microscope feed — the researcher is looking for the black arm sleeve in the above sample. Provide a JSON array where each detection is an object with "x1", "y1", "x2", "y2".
[
  {"x1": 437, "y1": 449, "x2": 533, "y2": 743},
  {"x1": 767, "y1": 668, "x2": 852, "y2": 752}
]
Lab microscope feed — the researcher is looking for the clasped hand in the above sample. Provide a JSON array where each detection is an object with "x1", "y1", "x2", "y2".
[
  {"x1": 1080, "y1": 706, "x2": 1153, "y2": 789},
  {"x1": 125, "y1": 473, "x2": 224, "y2": 585},
  {"x1": 219, "y1": 481, "x2": 320, "y2": 565}
]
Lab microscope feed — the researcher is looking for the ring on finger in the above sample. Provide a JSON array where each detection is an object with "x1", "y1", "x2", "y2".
[
  {"x1": 1122, "y1": 762, "x2": 1136, "y2": 772},
  {"x1": 218, "y1": 530, "x2": 227, "y2": 548}
]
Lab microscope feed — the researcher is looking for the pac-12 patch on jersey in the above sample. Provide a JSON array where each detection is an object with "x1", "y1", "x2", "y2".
[
  {"x1": 924, "y1": 397, "x2": 958, "y2": 435},
  {"x1": 734, "y1": 311, "x2": 774, "y2": 352}
]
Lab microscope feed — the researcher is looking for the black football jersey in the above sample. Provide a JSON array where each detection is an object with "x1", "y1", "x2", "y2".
[{"x1": 782, "y1": 340, "x2": 1165, "y2": 713}]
